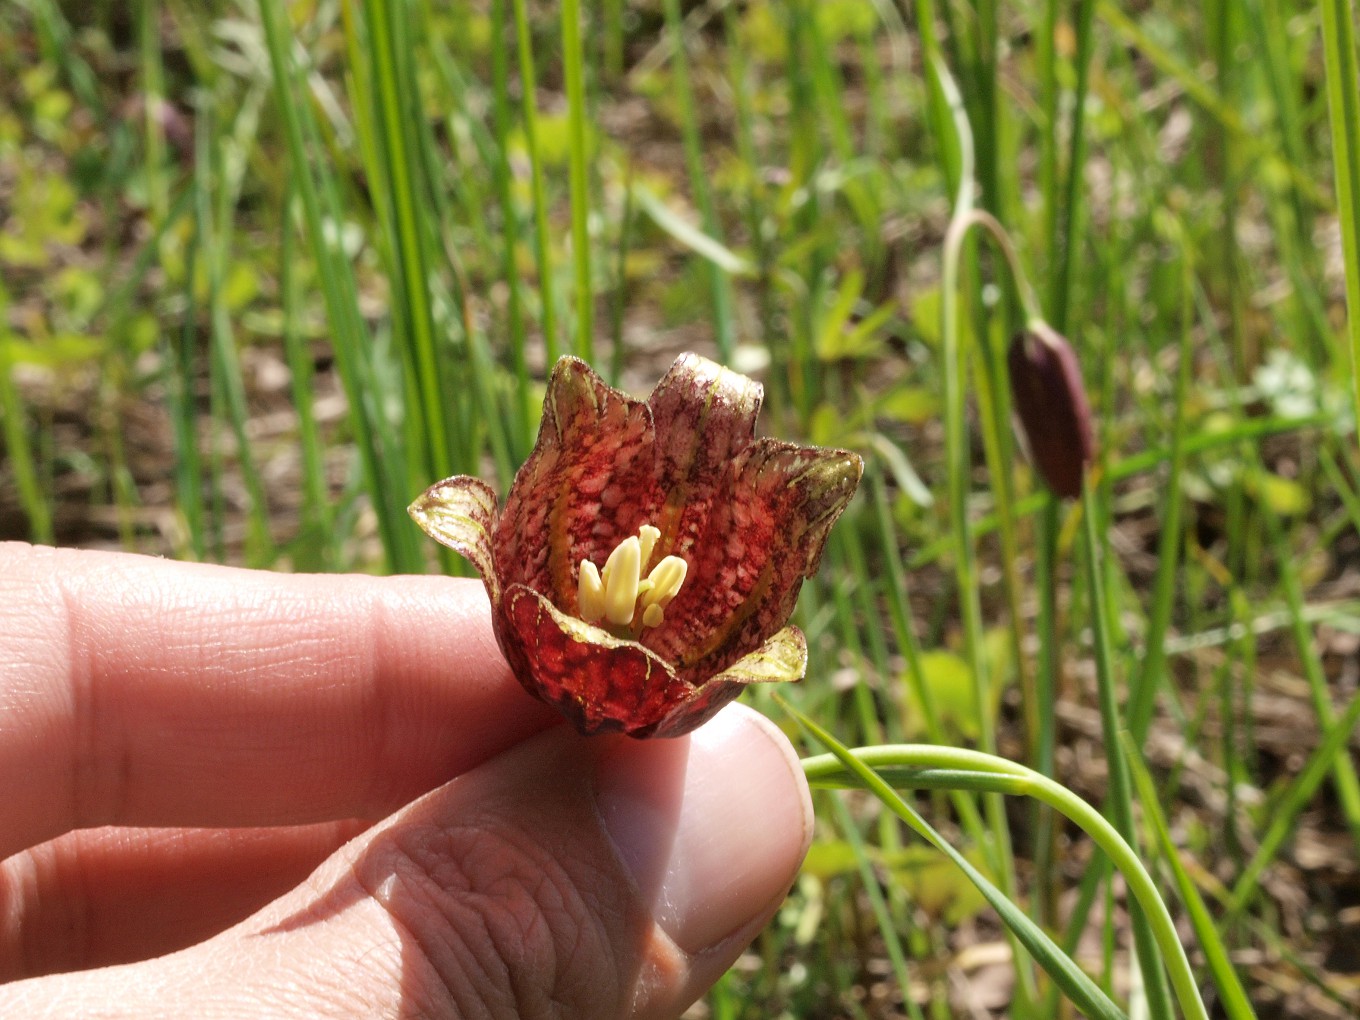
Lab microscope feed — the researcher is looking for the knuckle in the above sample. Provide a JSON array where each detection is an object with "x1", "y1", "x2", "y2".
[{"x1": 357, "y1": 814, "x2": 628, "y2": 1020}]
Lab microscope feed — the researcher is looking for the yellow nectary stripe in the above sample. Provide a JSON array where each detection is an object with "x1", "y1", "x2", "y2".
[{"x1": 678, "y1": 557, "x2": 777, "y2": 671}]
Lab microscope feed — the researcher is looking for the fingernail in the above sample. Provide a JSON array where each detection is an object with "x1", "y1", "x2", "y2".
[{"x1": 594, "y1": 705, "x2": 813, "y2": 954}]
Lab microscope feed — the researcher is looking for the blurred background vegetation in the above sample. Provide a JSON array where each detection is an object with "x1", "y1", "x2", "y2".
[{"x1": 2, "y1": 0, "x2": 1360, "y2": 1015}]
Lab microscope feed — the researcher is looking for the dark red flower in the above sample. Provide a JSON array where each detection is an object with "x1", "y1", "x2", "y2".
[
  {"x1": 1007, "y1": 324, "x2": 1096, "y2": 500},
  {"x1": 409, "y1": 354, "x2": 862, "y2": 738}
]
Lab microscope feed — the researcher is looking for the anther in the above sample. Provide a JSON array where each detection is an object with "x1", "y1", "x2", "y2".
[
  {"x1": 601, "y1": 536, "x2": 642, "y2": 626},
  {"x1": 576, "y1": 526, "x2": 687, "y2": 633},
  {"x1": 577, "y1": 560, "x2": 605, "y2": 623},
  {"x1": 638, "y1": 525, "x2": 660, "y2": 569},
  {"x1": 641, "y1": 556, "x2": 687, "y2": 611}
]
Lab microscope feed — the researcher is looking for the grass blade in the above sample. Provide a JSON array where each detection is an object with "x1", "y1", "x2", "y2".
[
  {"x1": 793, "y1": 714, "x2": 1130, "y2": 1020},
  {"x1": 1319, "y1": 0, "x2": 1360, "y2": 428},
  {"x1": 1123, "y1": 734, "x2": 1258, "y2": 1020},
  {"x1": 560, "y1": 0, "x2": 593, "y2": 360}
]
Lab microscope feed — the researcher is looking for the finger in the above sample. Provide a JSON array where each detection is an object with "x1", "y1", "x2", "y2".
[
  {"x1": 0, "y1": 821, "x2": 367, "y2": 980},
  {"x1": 0, "y1": 705, "x2": 813, "y2": 1020},
  {"x1": 0, "y1": 542, "x2": 558, "y2": 857}
]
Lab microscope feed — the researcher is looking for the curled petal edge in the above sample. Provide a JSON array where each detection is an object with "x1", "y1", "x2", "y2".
[
  {"x1": 649, "y1": 442, "x2": 860, "y2": 682},
  {"x1": 737, "y1": 440, "x2": 864, "y2": 577},
  {"x1": 648, "y1": 353, "x2": 762, "y2": 474},
  {"x1": 710, "y1": 625, "x2": 808, "y2": 684},
  {"x1": 408, "y1": 476, "x2": 501, "y2": 604},
  {"x1": 648, "y1": 626, "x2": 808, "y2": 738},
  {"x1": 499, "y1": 585, "x2": 693, "y2": 737},
  {"x1": 499, "y1": 586, "x2": 807, "y2": 739}
]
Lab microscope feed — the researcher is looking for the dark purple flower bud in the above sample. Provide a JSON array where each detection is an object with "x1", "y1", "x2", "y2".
[{"x1": 1007, "y1": 323, "x2": 1095, "y2": 500}]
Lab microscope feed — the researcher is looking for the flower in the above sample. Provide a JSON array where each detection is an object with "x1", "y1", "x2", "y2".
[
  {"x1": 1007, "y1": 323, "x2": 1095, "y2": 500},
  {"x1": 409, "y1": 354, "x2": 863, "y2": 738}
]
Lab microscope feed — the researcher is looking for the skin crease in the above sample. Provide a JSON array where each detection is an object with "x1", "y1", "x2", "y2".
[{"x1": 0, "y1": 543, "x2": 813, "y2": 1018}]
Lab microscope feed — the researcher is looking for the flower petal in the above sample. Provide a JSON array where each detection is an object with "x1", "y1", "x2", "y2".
[
  {"x1": 646, "y1": 353, "x2": 762, "y2": 557},
  {"x1": 408, "y1": 476, "x2": 501, "y2": 603},
  {"x1": 497, "y1": 584, "x2": 694, "y2": 736},
  {"x1": 644, "y1": 440, "x2": 862, "y2": 684},
  {"x1": 647, "y1": 626, "x2": 807, "y2": 738},
  {"x1": 711, "y1": 624, "x2": 808, "y2": 683},
  {"x1": 496, "y1": 358, "x2": 659, "y2": 611}
]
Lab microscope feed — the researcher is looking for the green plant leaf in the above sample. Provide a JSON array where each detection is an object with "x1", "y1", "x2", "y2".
[{"x1": 788, "y1": 709, "x2": 1130, "y2": 1020}]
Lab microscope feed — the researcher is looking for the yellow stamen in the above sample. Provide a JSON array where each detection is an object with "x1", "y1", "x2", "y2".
[
  {"x1": 601, "y1": 536, "x2": 642, "y2": 626},
  {"x1": 641, "y1": 556, "x2": 687, "y2": 610},
  {"x1": 577, "y1": 560, "x2": 605, "y2": 623},
  {"x1": 638, "y1": 524, "x2": 661, "y2": 569},
  {"x1": 577, "y1": 525, "x2": 687, "y2": 632}
]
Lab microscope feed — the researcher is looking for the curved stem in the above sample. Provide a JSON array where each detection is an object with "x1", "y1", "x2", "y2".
[
  {"x1": 1082, "y1": 481, "x2": 1176, "y2": 1019},
  {"x1": 934, "y1": 57, "x2": 1032, "y2": 1001},
  {"x1": 803, "y1": 745, "x2": 1210, "y2": 1020},
  {"x1": 954, "y1": 207, "x2": 1045, "y2": 324}
]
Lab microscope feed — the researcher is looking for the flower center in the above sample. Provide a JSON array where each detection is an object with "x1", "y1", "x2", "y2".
[{"x1": 577, "y1": 524, "x2": 687, "y2": 634}]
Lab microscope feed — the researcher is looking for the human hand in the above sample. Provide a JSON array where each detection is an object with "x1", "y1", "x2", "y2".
[{"x1": 0, "y1": 543, "x2": 812, "y2": 1018}]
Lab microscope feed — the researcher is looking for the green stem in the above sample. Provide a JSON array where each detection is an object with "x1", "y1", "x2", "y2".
[
  {"x1": 802, "y1": 744, "x2": 1211, "y2": 1020},
  {"x1": 489, "y1": 0, "x2": 532, "y2": 450},
  {"x1": 1081, "y1": 484, "x2": 1175, "y2": 1018},
  {"x1": 1319, "y1": 0, "x2": 1360, "y2": 428},
  {"x1": 279, "y1": 184, "x2": 332, "y2": 568},
  {"x1": 1050, "y1": 0, "x2": 1094, "y2": 331},
  {"x1": 936, "y1": 57, "x2": 1032, "y2": 1003},
  {"x1": 560, "y1": 0, "x2": 593, "y2": 359},
  {"x1": 364, "y1": 0, "x2": 449, "y2": 480},
  {"x1": 510, "y1": 0, "x2": 560, "y2": 365},
  {"x1": 661, "y1": 0, "x2": 734, "y2": 363},
  {"x1": 1127, "y1": 254, "x2": 1194, "y2": 741},
  {"x1": 259, "y1": 0, "x2": 416, "y2": 570},
  {"x1": 1032, "y1": 494, "x2": 1059, "y2": 925},
  {"x1": 0, "y1": 307, "x2": 53, "y2": 544}
]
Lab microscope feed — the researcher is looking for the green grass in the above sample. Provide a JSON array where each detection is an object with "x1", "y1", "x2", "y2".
[{"x1": 3, "y1": 0, "x2": 1360, "y2": 1015}]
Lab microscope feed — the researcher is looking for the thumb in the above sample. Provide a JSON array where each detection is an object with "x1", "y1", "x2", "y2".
[{"x1": 6, "y1": 704, "x2": 812, "y2": 1019}]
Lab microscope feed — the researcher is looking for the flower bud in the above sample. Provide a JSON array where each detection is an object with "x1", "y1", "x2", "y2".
[{"x1": 1007, "y1": 323, "x2": 1095, "y2": 499}]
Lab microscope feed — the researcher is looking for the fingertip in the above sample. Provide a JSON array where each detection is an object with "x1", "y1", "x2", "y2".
[{"x1": 596, "y1": 703, "x2": 812, "y2": 956}]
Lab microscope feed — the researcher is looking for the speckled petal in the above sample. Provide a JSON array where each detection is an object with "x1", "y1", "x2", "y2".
[
  {"x1": 648, "y1": 626, "x2": 808, "y2": 738},
  {"x1": 495, "y1": 358, "x2": 659, "y2": 612},
  {"x1": 408, "y1": 476, "x2": 501, "y2": 604},
  {"x1": 643, "y1": 440, "x2": 862, "y2": 685},
  {"x1": 497, "y1": 584, "x2": 694, "y2": 736},
  {"x1": 646, "y1": 353, "x2": 762, "y2": 562}
]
